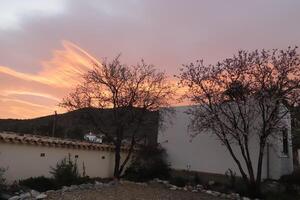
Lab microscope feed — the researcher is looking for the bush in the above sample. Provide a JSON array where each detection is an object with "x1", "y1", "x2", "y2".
[
  {"x1": 169, "y1": 176, "x2": 189, "y2": 187},
  {"x1": 280, "y1": 169, "x2": 300, "y2": 185},
  {"x1": 50, "y1": 154, "x2": 80, "y2": 187},
  {"x1": 0, "y1": 167, "x2": 6, "y2": 193},
  {"x1": 124, "y1": 145, "x2": 171, "y2": 182},
  {"x1": 19, "y1": 176, "x2": 57, "y2": 192}
]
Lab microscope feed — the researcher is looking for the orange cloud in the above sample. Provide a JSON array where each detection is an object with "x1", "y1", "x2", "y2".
[{"x1": 0, "y1": 41, "x2": 101, "y2": 119}]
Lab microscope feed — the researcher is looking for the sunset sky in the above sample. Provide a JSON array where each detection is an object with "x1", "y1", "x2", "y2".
[{"x1": 0, "y1": 0, "x2": 300, "y2": 119}]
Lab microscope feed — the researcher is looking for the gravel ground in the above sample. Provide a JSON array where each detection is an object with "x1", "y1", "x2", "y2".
[{"x1": 45, "y1": 182, "x2": 227, "y2": 200}]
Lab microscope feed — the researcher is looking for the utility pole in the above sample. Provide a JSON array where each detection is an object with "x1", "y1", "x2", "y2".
[{"x1": 52, "y1": 111, "x2": 57, "y2": 137}]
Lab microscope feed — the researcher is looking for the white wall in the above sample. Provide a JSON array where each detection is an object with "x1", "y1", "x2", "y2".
[
  {"x1": 0, "y1": 142, "x2": 127, "y2": 183},
  {"x1": 158, "y1": 106, "x2": 293, "y2": 180}
]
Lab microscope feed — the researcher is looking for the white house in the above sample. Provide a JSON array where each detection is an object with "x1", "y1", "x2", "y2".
[
  {"x1": 0, "y1": 132, "x2": 129, "y2": 183},
  {"x1": 158, "y1": 106, "x2": 293, "y2": 180}
]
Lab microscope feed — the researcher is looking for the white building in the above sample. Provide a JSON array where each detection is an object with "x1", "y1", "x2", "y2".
[
  {"x1": 0, "y1": 132, "x2": 129, "y2": 183},
  {"x1": 158, "y1": 106, "x2": 293, "y2": 180}
]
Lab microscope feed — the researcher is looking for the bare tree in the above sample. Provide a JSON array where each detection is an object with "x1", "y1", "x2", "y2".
[
  {"x1": 178, "y1": 47, "x2": 300, "y2": 195},
  {"x1": 61, "y1": 56, "x2": 174, "y2": 178}
]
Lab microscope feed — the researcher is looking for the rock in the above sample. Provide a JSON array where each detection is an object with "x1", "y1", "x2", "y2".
[
  {"x1": 95, "y1": 181, "x2": 104, "y2": 186},
  {"x1": 187, "y1": 186, "x2": 193, "y2": 191},
  {"x1": 8, "y1": 196, "x2": 19, "y2": 200},
  {"x1": 220, "y1": 193, "x2": 227, "y2": 198},
  {"x1": 206, "y1": 190, "x2": 212, "y2": 194},
  {"x1": 196, "y1": 184, "x2": 203, "y2": 189},
  {"x1": 212, "y1": 191, "x2": 220, "y2": 196},
  {"x1": 30, "y1": 190, "x2": 40, "y2": 197},
  {"x1": 19, "y1": 192, "x2": 30, "y2": 200},
  {"x1": 169, "y1": 185, "x2": 177, "y2": 190},
  {"x1": 69, "y1": 185, "x2": 79, "y2": 191},
  {"x1": 162, "y1": 180, "x2": 169, "y2": 185},
  {"x1": 208, "y1": 180, "x2": 215, "y2": 186},
  {"x1": 36, "y1": 193, "x2": 47, "y2": 199},
  {"x1": 45, "y1": 190, "x2": 55, "y2": 194},
  {"x1": 62, "y1": 186, "x2": 70, "y2": 192},
  {"x1": 242, "y1": 197, "x2": 250, "y2": 200},
  {"x1": 191, "y1": 189, "x2": 197, "y2": 193}
]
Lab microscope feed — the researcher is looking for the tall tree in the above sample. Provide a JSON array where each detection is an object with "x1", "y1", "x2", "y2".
[
  {"x1": 61, "y1": 56, "x2": 174, "y2": 178},
  {"x1": 178, "y1": 47, "x2": 300, "y2": 195}
]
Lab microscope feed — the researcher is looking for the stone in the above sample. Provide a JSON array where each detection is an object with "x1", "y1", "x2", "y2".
[
  {"x1": 36, "y1": 193, "x2": 47, "y2": 199},
  {"x1": 191, "y1": 189, "x2": 197, "y2": 193},
  {"x1": 196, "y1": 184, "x2": 203, "y2": 189},
  {"x1": 69, "y1": 185, "x2": 79, "y2": 191},
  {"x1": 220, "y1": 193, "x2": 227, "y2": 198},
  {"x1": 19, "y1": 192, "x2": 30, "y2": 200},
  {"x1": 169, "y1": 185, "x2": 178, "y2": 190},
  {"x1": 8, "y1": 196, "x2": 19, "y2": 200},
  {"x1": 30, "y1": 190, "x2": 40, "y2": 197},
  {"x1": 212, "y1": 191, "x2": 220, "y2": 196},
  {"x1": 95, "y1": 181, "x2": 104, "y2": 186},
  {"x1": 206, "y1": 190, "x2": 212, "y2": 194},
  {"x1": 62, "y1": 186, "x2": 70, "y2": 192},
  {"x1": 242, "y1": 197, "x2": 250, "y2": 200},
  {"x1": 208, "y1": 180, "x2": 215, "y2": 186},
  {"x1": 45, "y1": 190, "x2": 55, "y2": 194},
  {"x1": 162, "y1": 180, "x2": 169, "y2": 185}
]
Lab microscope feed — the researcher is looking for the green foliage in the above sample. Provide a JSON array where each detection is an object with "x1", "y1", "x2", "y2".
[
  {"x1": 19, "y1": 176, "x2": 57, "y2": 192},
  {"x1": 50, "y1": 154, "x2": 80, "y2": 187},
  {"x1": 124, "y1": 145, "x2": 171, "y2": 182}
]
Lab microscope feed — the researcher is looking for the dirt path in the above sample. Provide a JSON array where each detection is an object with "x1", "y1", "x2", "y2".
[{"x1": 45, "y1": 182, "x2": 227, "y2": 200}]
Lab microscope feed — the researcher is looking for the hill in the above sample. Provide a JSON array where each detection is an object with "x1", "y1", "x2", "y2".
[{"x1": 0, "y1": 108, "x2": 159, "y2": 144}]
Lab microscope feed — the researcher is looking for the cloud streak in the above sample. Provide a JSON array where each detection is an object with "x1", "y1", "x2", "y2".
[{"x1": 0, "y1": 40, "x2": 101, "y2": 118}]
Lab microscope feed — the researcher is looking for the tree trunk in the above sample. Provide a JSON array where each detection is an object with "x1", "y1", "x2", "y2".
[{"x1": 113, "y1": 142, "x2": 121, "y2": 179}]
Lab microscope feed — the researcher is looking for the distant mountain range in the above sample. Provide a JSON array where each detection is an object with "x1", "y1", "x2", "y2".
[{"x1": 0, "y1": 108, "x2": 159, "y2": 144}]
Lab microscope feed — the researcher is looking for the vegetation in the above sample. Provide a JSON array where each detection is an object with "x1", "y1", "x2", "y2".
[
  {"x1": 124, "y1": 145, "x2": 171, "y2": 182},
  {"x1": 50, "y1": 154, "x2": 81, "y2": 187},
  {"x1": 61, "y1": 56, "x2": 174, "y2": 178},
  {"x1": 178, "y1": 47, "x2": 300, "y2": 197},
  {"x1": 19, "y1": 176, "x2": 57, "y2": 192}
]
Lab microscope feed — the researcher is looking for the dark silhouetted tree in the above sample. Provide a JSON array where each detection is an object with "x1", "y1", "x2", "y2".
[
  {"x1": 178, "y1": 47, "x2": 300, "y2": 196},
  {"x1": 61, "y1": 56, "x2": 174, "y2": 178}
]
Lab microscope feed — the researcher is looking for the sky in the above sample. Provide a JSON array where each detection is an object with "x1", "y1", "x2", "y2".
[{"x1": 0, "y1": 0, "x2": 300, "y2": 119}]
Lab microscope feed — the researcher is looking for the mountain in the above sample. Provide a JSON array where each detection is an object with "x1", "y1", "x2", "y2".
[{"x1": 0, "y1": 108, "x2": 159, "y2": 144}]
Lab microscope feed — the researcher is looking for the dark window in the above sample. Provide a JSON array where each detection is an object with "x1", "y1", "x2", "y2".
[
  {"x1": 282, "y1": 129, "x2": 288, "y2": 155},
  {"x1": 40, "y1": 153, "x2": 45, "y2": 157},
  {"x1": 101, "y1": 156, "x2": 105, "y2": 159},
  {"x1": 75, "y1": 155, "x2": 79, "y2": 158}
]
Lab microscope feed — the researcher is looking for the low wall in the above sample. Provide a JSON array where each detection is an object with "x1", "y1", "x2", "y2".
[{"x1": 0, "y1": 142, "x2": 128, "y2": 183}]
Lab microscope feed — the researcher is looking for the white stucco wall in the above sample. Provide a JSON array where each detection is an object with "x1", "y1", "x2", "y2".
[
  {"x1": 158, "y1": 106, "x2": 293, "y2": 180},
  {"x1": 0, "y1": 142, "x2": 128, "y2": 183}
]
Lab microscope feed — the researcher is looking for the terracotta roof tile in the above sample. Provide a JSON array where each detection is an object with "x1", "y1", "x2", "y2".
[{"x1": 0, "y1": 132, "x2": 133, "y2": 152}]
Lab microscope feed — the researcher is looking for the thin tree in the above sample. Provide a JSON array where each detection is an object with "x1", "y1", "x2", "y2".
[
  {"x1": 178, "y1": 47, "x2": 300, "y2": 195},
  {"x1": 61, "y1": 56, "x2": 174, "y2": 178}
]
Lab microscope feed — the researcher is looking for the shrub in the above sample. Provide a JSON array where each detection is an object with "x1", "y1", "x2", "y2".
[
  {"x1": 225, "y1": 168, "x2": 237, "y2": 189},
  {"x1": 280, "y1": 169, "x2": 300, "y2": 185},
  {"x1": 169, "y1": 176, "x2": 189, "y2": 187},
  {"x1": 0, "y1": 167, "x2": 6, "y2": 193},
  {"x1": 19, "y1": 176, "x2": 57, "y2": 192},
  {"x1": 193, "y1": 173, "x2": 201, "y2": 185},
  {"x1": 50, "y1": 154, "x2": 80, "y2": 187},
  {"x1": 124, "y1": 145, "x2": 171, "y2": 182}
]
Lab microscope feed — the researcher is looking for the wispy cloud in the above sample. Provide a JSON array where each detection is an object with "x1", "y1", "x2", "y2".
[{"x1": 0, "y1": 40, "x2": 100, "y2": 119}]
